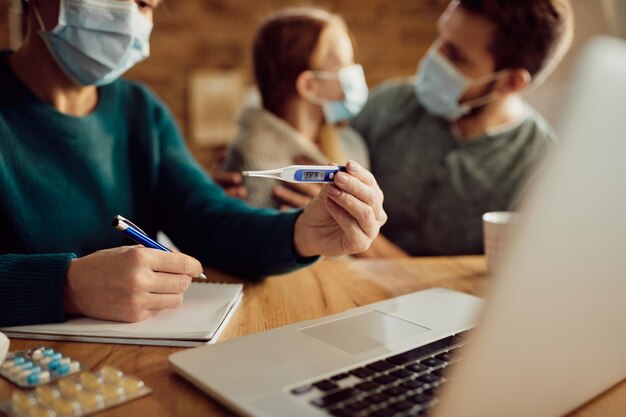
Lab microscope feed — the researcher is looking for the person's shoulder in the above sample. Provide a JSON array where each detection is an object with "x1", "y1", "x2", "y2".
[
  {"x1": 368, "y1": 77, "x2": 418, "y2": 108},
  {"x1": 226, "y1": 107, "x2": 280, "y2": 161},
  {"x1": 520, "y1": 104, "x2": 558, "y2": 145},
  {"x1": 105, "y1": 78, "x2": 175, "y2": 127},
  {"x1": 231, "y1": 107, "x2": 278, "y2": 146},
  {"x1": 107, "y1": 78, "x2": 164, "y2": 107},
  {"x1": 353, "y1": 77, "x2": 422, "y2": 134}
]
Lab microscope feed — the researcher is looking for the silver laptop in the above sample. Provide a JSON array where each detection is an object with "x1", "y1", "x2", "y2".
[{"x1": 170, "y1": 36, "x2": 626, "y2": 417}]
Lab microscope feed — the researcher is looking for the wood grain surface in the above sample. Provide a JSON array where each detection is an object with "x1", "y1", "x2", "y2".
[{"x1": 1, "y1": 257, "x2": 624, "y2": 416}]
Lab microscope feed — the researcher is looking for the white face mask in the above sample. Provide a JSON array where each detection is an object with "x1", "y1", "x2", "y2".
[
  {"x1": 415, "y1": 49, "x2": 506, "y2": 121},
  {"x1": 34, "y1": 0, "x2": 153, "y2": 87},
  {"x1": 309, "y1": 64, "x2": 369, "y2": 124}
]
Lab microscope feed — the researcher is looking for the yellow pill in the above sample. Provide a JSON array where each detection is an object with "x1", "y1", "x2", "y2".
[
  {"x1": 120, "y1": 376, "x2": 144, "y2": 396},
  {"x1": 100, "y1": 366, "x2": 123, "y2": 384},
  {"x1": 25, "y1": 405, "x2": 55, "y2": 417},
  {"x1": 50, "y1": 398, "x2": 78, "y2": 417},
  {"x1": 74, "y1": 391, "x2": 102, "y2": 413},
  {"x1": 58, "y1": 379, "x2": 82, "y2": 398},
  {"x1": 79, "y1": 372, "x2": 102, "y2": 391},
  {"x1": 100, "y1": 384, "x2": 124, "y2": 404},
  {"x1": 11, "y1": 390, "x2": 34, "y2": 412},
  {"x1": 34, "y1": 386, "x2": 58, "y2": 406}
]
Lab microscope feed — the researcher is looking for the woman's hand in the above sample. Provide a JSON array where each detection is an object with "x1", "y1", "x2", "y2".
[
  {"x1": 64, "y1": 246, "x2": 202, "y2": 322},
  {"x1": 294, "y1": 160, "x2": 387, "y2": 257}
]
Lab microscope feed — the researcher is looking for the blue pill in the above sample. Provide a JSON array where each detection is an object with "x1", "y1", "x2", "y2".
[
  {"x1": 48, "y1": 360, "x2": 60, "y2": 371},
  {"x1": 43, "y1": 349, "x2": 55, "y2": 357},
  {"x1": 21, "y1": 362, "x2": 34, "y2": 370},
  {"x1": 13, "y1": 357, "x2": 25, "y2": 365},
  {"x1": 50, "y1": 353, "x2": 62, "y2": 361},
  {"x1": 27, "y1": 373, "x2": 41, "y2": 385},
  {"x1": 56, "y1": 364, "x2": 70, "y2": 376}
]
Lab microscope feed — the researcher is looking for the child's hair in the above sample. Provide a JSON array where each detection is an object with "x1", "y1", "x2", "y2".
[{"x1": 253, "y1": 7, "x2": 348, "y2": 118}]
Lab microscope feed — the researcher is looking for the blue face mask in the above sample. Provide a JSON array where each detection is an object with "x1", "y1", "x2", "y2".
[
  {"x1": 415, "y1": 49, "x2": 504, "y2": 121},
  {"x1": 310, "y1": 64, "x2": 369, "y2": 124},
  {"x1": 34, "y1": 0, "x2": 153, "y2": 87}
]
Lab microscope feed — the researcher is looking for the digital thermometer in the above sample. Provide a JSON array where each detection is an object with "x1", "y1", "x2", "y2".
[{"x1": 242, "y1": 165, "x2": 347, "y2": 184}]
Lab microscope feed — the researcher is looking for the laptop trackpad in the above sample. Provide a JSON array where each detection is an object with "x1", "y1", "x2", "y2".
[{"x1": 299, "y1": 311, "x2": 430, "y2": 355}]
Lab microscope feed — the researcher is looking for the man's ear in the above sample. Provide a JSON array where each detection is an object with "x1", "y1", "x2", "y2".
[
  {"x1": 498, "y1": 68, "x2": 532, "y2": 95},
  {"x1": 295, "y1": 71, "x2": 318, "y2": 101}
]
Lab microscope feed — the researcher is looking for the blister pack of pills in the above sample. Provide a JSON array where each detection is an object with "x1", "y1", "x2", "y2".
[
  {"x1": 0, "y1": 366, "x2": 151, "y2": 417},
  {"x1": 0, "y1": 347, "x2": 81, "y2": 388}
]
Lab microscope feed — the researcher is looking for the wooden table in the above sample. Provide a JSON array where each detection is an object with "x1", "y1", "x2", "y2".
[{"x1": 1, "y1": 257, "x2": 624, "y2": 416}]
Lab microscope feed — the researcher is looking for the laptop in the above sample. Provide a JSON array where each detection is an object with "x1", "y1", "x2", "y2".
[{"x1": 169, "y1": 36, "x2": 626, "y2": 417}]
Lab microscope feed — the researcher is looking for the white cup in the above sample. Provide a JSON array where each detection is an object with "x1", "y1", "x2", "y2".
[
  {"x1": 0, "y1": 331, "x2": 9, "y2": 365},
  {"x1": 483, "y1": 211, "x2": 520, "y2": 273}
]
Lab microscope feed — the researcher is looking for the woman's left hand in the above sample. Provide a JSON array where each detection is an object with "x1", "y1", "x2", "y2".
[{"x1": 294, "y1": 160, "x2": 387, "y2": 257}]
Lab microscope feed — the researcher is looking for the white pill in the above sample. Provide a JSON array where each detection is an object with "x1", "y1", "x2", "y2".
[{"x1": 69, "y1": 362, "x2": 80, "y2": 373}]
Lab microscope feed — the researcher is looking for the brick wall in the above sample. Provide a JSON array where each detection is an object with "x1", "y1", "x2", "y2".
[{"x1": 0, "y1": 0, "x2": 445, "y2": 138}]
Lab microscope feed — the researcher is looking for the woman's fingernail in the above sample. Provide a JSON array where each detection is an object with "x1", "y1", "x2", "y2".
[
  {"x1": 328, "y1": 186, "x2": 342, "y2": 197},
  {"x1": 335, "y1": 172, "x2": 349, "y2": 184}
]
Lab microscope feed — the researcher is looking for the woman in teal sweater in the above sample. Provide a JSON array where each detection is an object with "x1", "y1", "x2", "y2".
[{"x1": 0, "y1": 0, "x2": 386, "y2": 327}]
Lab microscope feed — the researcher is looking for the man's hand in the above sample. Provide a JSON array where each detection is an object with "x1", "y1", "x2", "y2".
[
  {"x1": 294, "y1": 160, "x2": 387, "y2": 257},
  {"x1": 274, "y1": 182, "x2": 322, "y2": 210},
  {"x1": 63, "y1": 246, "x2": 203, "y2": 322}
]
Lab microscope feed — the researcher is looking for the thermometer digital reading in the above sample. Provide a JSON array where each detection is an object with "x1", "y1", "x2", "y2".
[{"x1": 242, "y1": 165, "x2": 347, "y2": 184}]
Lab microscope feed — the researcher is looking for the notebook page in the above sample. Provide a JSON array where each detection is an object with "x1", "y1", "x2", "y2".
[{"x1": 3, "y1": 283, "x2": 243, "y2": 340}]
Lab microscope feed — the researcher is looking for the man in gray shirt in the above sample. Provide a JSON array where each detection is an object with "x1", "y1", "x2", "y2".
[{"x1": 351, "y1": 0, "x2": 574, "y2": 256}]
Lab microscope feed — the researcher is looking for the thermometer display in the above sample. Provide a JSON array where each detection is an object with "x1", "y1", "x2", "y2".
[{"x1": 302, "y1": 171, "x2": 326, "y2": 181}]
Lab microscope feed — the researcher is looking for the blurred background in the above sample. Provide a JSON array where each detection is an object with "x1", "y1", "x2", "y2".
[{"x1": 0, "y1": 0, "x2": 621, "y2": 170}]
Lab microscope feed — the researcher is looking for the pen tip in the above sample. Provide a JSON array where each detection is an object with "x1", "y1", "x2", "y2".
[
  {"x1": 241, "y1": 171, "x2": 249, "y2": 177},
  {"x1": 200, "y1": 272, "x2": 208, "y2": 280}
]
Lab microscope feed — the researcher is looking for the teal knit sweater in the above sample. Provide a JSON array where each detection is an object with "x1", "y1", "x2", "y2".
[{"x1": 0, "y1": 50, "x2": 313, "y2": 327}]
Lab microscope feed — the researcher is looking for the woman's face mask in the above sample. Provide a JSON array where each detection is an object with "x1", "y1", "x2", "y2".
[
  {"x1": 415, "y1": 49, "x2": 507, "y2": 121},
  {"x1": 309, "y1": 64, "x2": 369, "y2": 124},
  {"x1": 34, "y1": 0, "x2": 153, "y2": 87}
]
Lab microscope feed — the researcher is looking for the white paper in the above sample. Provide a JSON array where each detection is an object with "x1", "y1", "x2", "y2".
[{"x1": 3, "y1": 283, "x2": 243, "y2": 341}]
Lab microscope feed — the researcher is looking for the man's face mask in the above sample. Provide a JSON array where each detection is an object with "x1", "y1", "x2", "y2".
[
  {"x1": 415, "y1": 49, "x2": 507, "y2": 121},
  {"x1": 309, "y1": 64, "x2": 369, "y2": 124},
  {"x1": 34, "y1": 0, "x2": 153, "y2": 87}
]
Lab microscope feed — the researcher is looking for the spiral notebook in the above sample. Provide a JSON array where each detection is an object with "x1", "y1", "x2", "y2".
[{"x1": 2, "y1": 283, "x2": 243, "y2": 347}]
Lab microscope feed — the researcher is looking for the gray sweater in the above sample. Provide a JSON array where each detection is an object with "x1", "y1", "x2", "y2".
[
  {"x1": 352, "y1": 81, "x2": 556, "y2": 256},
  {"x1": 224, "y1": 107, "x2": 369, "y2": 208}
]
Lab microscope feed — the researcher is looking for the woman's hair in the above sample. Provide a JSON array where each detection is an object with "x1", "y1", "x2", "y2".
[{"x1": 253, "y1": 7, "x2": 347, "y2": 118}]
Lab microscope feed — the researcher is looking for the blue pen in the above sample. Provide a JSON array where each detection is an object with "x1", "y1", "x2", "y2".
[{"x1": 112, "y1": 215, "x2": 207, "y2": 280}]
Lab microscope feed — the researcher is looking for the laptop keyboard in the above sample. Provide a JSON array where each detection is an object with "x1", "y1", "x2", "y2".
[{"x1": 289, "y1": 331, "x2": 468, "y2": 417}]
